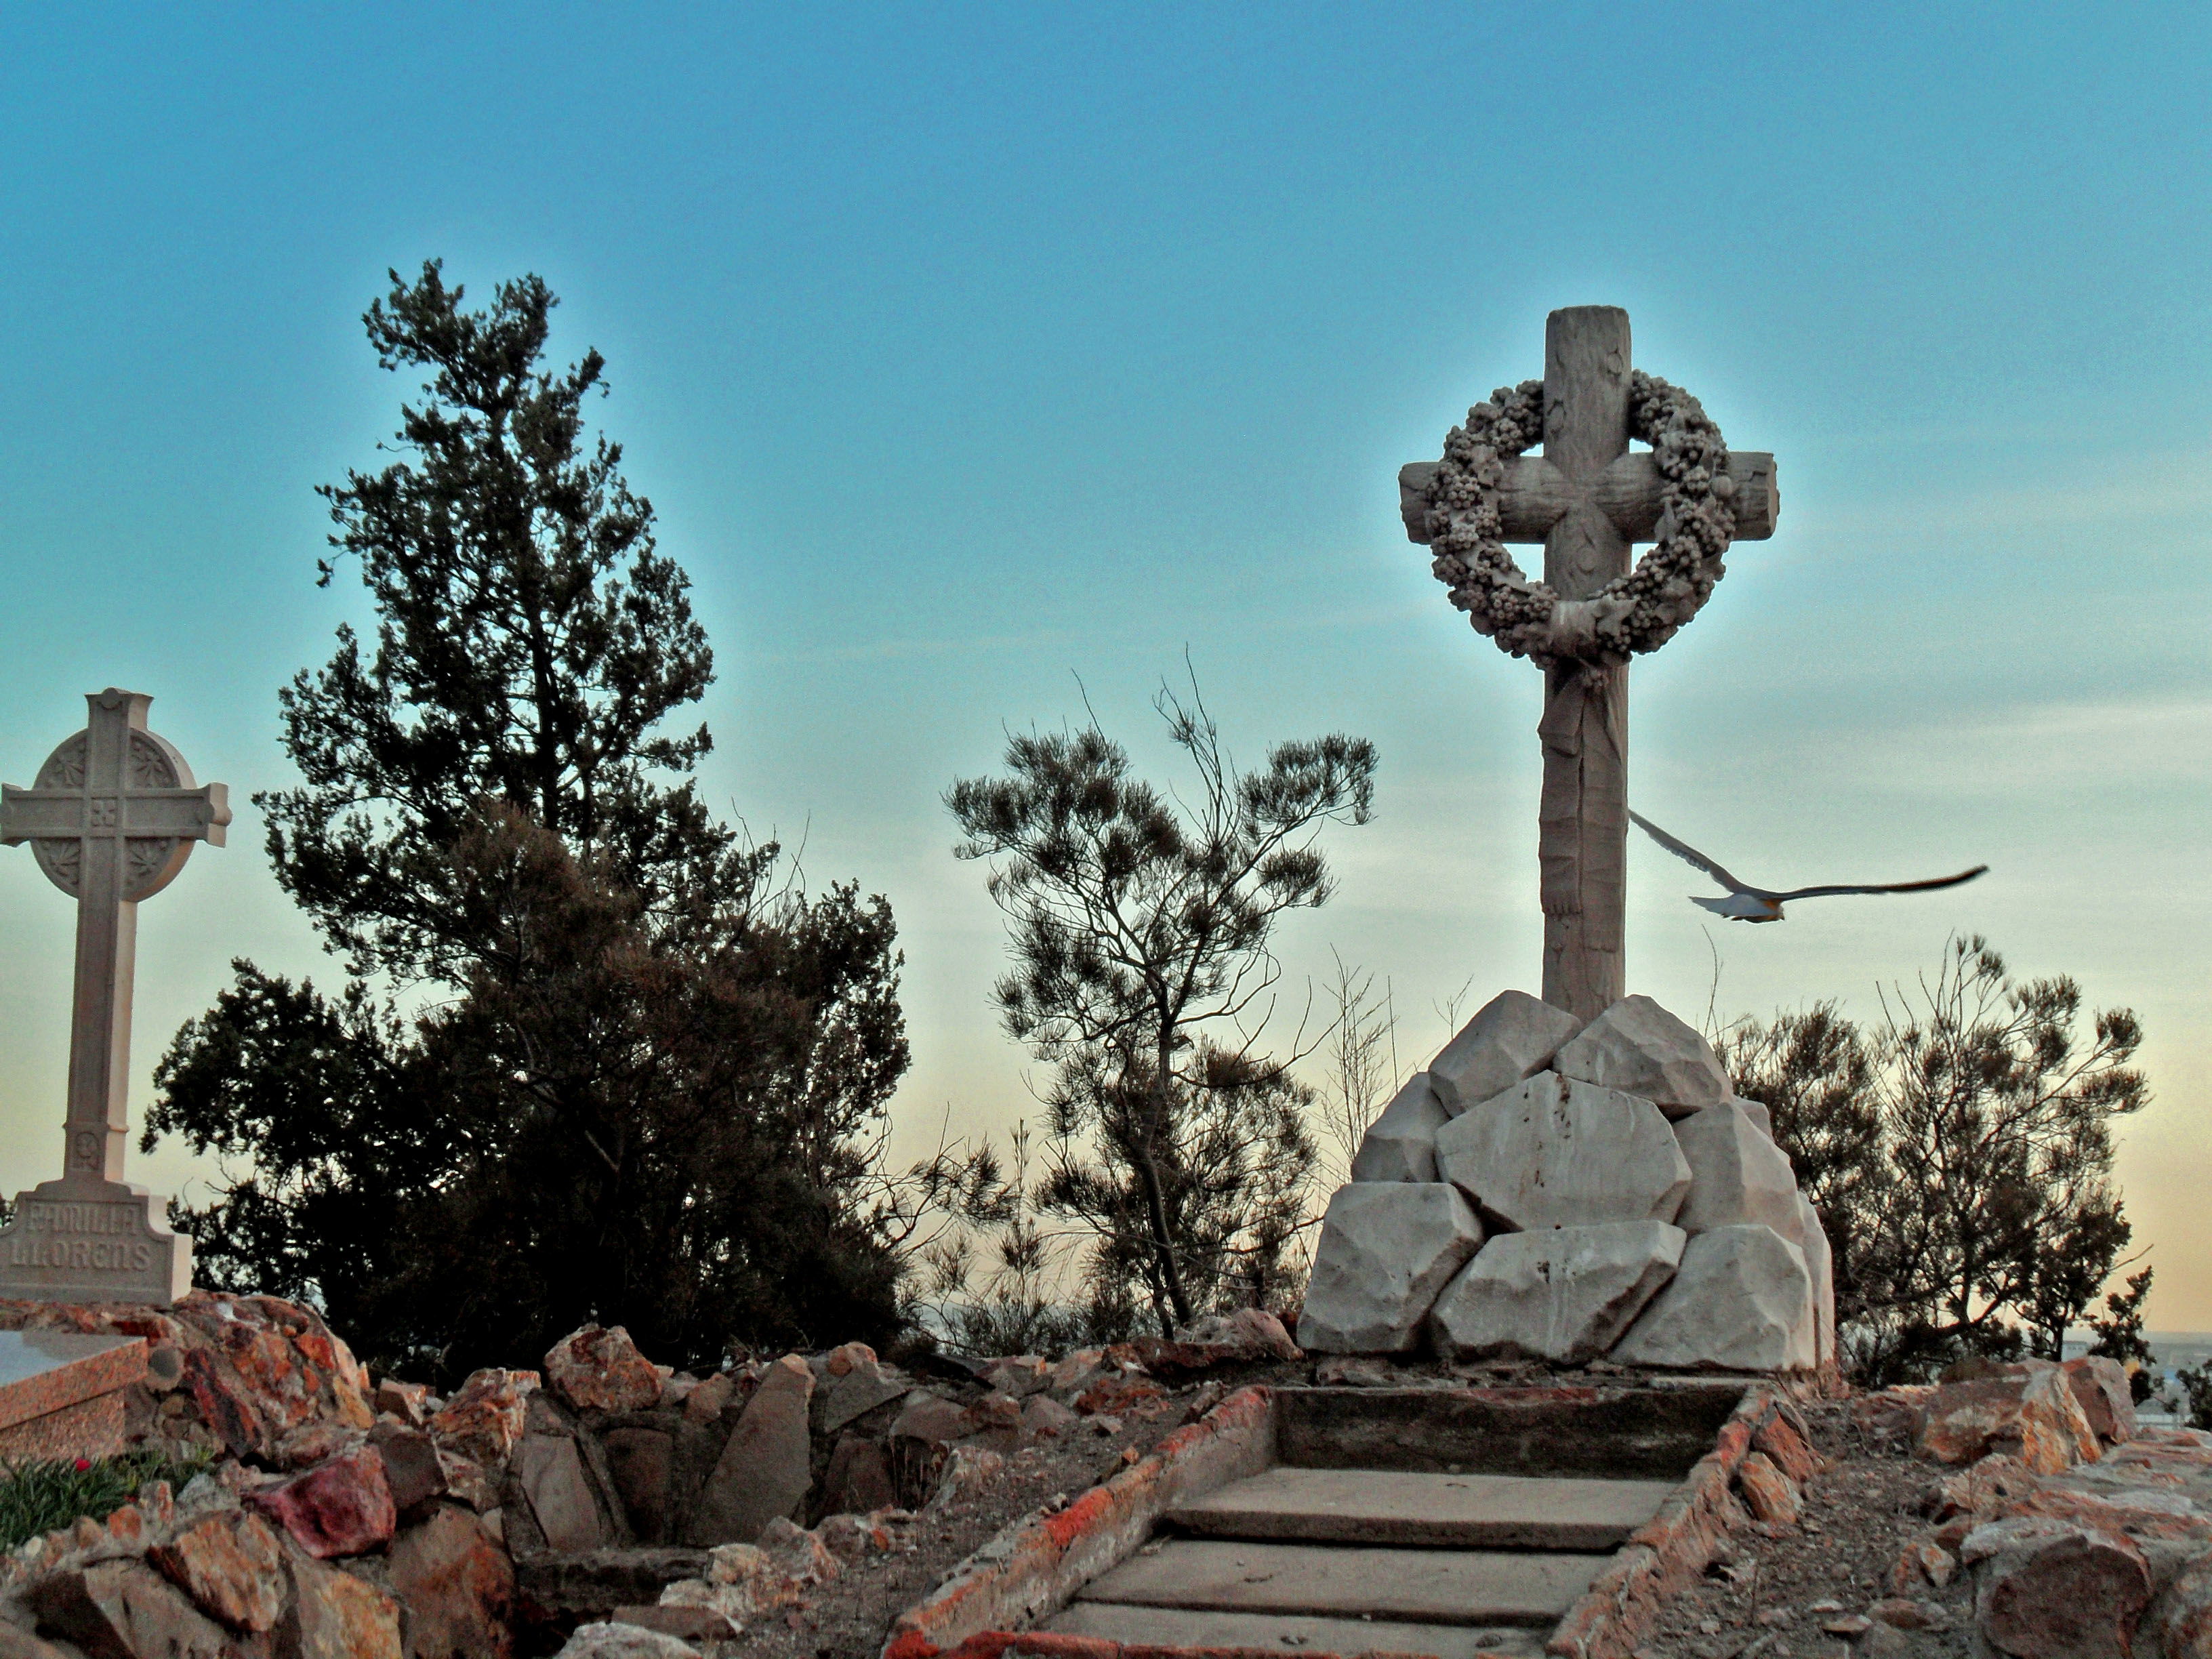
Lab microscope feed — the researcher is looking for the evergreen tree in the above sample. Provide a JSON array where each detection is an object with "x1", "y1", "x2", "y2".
[{"x1": 148, "y1": 265, "x2": 945, "y2": 1378}]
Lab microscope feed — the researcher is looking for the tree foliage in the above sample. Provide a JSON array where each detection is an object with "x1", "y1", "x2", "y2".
[
  {"x1": 266, "y1": 262, "x2": 728, "y2": 981},
  {"x1": 947, "y1": 682, "x2": 1376, "y2": 1332},
  {"x1": 148, "y1": 265, "x2": 970, "y2": 1378},
  {"x1": 1719, "y1": 935, "x2": 2150, "y2": 1386}
]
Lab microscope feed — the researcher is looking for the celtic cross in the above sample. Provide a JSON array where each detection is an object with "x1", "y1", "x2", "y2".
[
  {"x1": 1399, "y1": 308, "x2": 1779, "y2": 1020},
  {"x1": 0, "y1": 689, "x2": 228, "y2": 1304}
]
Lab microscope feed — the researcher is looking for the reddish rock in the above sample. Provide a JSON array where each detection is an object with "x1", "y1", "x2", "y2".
[
  {"x1": 960, "y1": 1392, "x2": 1024, "y2": 1452},
  {"x1": 602, "y1": 1427, "x2": 676, "y2": 1542},
  {"x1": 816, "y1": 1510, "x2": 912, "y2": 1563},
  {"x1": 1870, "y1": 1597, "x2": 1946, "y2": 1629},
  {"x1": 183, "y1": 1345, "x2": 267, "y2": 1460},
  {"x1": 609, "y1": 1604, "x2": 739, "y2": 1643},
  {"x1": 2153, "y1": 1549, "x2": 2212, "y2": 1658},
  {"x1": 1751, "y1": 1412, "x2": 1822, "y2": 1485},
  {"x1": 661, "y1": 1535, "x2": 820, "y2": 1623},
  {"x1": 544, "y1": 1326, "x2": 663, "y2": 1414},
  {"x1": 1889, "y1": 1536, "x2": 1957, "y2": 1592},
  {"x1": 148, "y1": 1510, "x2": 287, "y2": 1631},
  {"x1": 756, "y1": 1517, "x2": 840, "y2": 1586},
  {"x1": 369, "y1": 1423, "x2": 447, "y2": 1514},
  {"x1": 428, "y1": 1369, "x2": 539, "y2": 1469},
  {"x1": 1125, "y1": 1338, "x2": 1240, "y2": 1380},
  {"x1": 1963, "y1": 1515, "x2": 2150, "y2": 1659},
  {"x1": 823, "y1": 1343, "x2": 876, "y2": 1378},
  {"x1": 283, "y1": 1550, "x2": 404, "y2": 1659},
  {"x1": 129, "y1": 1293, "x2": 378, "y2": 1462},
  {"x1": 375, "y1": 1379, "x2": 431, "y2": 1426},
  {"x1": 887, "y1": 1393, "x2": 970, "y2": 1447},
  {"x1": 692, "y1": 1353, "x2": 813, "y2": 1544},
  {"x1": 517, "y1": 1433, "x2": 607, "y2": 1553},
  {"x1": 1042, "y1": 1349, "x2": 1105, "y2": 1399},
  {"x1": 1073, "y1": 1375, "x2": 1166, "y2": 1417},
  {"x1": 1172, "y1": 1308, "x2": 1303, "y2": 1362},
  {"x1": 681, "y1": 1374, "x2": 733, "y2": 1423},
  {"x1": 815, "y1": 1357, "x2": 909, "y2": 1434},
  {"x1": 278, "y1": 1421, "x2": 369, "y2": 1471},
  {"x1": 387, "y1": 1504, "x2": 514, "y2": 1659},
  {"x1": 1917, "y1": 1363, "x2": 2100, "y2": 1474},
  {"x1": 819, "y1": 1435, "x2": 896, "y2": 1517},
  {"x1": 2062, "y1": 1356, "x2": 2139, "y2": 1446},
  {"x1": 1736, "y1": 1451, "x2": 1801, "y2": 1525},
  {"x1": 1852, "y1": 1385, "x2": 1937, "y2": 1448},
  {"x1": 247, "y1": 1445, "x2": 397, "y2": 1559},
  {"x1": 1021, "y1": 1395, "x2": 1080, "y2": 1441},
  {"x1": 28, "y1": 1559, "x2": 234, "y2": 1659},
  {"x1": 433, "y1": 1451, "x2": 494, "y2": 1512},
  {"x1": 922, "y1": 1446, "x2": 1004, "y2": 1515},
  {"x1": 1926, "y1": 1452, "x2": 2043, "y2": 1522},
  {"x1": 974, "y1": 1357, "x2": 1048, "y2": 1397}
]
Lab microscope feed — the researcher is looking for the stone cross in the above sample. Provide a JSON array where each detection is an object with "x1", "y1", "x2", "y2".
[
  {"x1": 0, "y1": 689, "x2": 229, "y2": 1305},
  {"x1": 1399, "y1": 308, "x2": 1779, "y2": 1021}
]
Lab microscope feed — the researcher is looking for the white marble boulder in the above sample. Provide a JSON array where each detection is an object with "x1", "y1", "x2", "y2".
[
  {"x1": 1435, "y1": 1072, "x2": 1691, "y2": 1231},
  {"x1": 1428, "y1": 991, "x2": 1584, "y2": 1118},
  {"x1": 1612, "y1": 1224, "x2": 1816, "y2": 1371},
  {"x1": 1299, "y1": 1184, "x2": 1484, "y2": 1354},
  {"x1": 1733, "y1": 1097, "x2": 1774, "y2": 1139},
  {"x1": 1672, "y1": 1099, "x2": 1801, "y2": 1235},
  {"x1": 1790, "y1": 1191, "x2": 1837, "y2": 1366},
  {"x1": 1553, "y1": 995, "x2": 1729, "y2": 1120},
  {"x1": 1350, "y1": 1074, "x2": 1449, "y2": 1183},
  {"x1": 1429, "y1": 1221, "x2": 1686, "y2": 1364}
]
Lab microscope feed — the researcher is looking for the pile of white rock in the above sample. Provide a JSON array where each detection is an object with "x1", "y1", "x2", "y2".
[{"x1": 1298, "y1": 991, "x2": 1835, "y2": 1373}]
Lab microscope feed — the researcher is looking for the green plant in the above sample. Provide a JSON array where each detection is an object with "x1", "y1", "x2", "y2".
[
  {"x1": 0, "y1": 1450, "x2": 211, "y2": 1554},
  {"x1": 947, "y1": 676, "x2": 1374, "y2": 1332},
  {"x1": 2175, "y1": 1361, "x2": 2212, "y2": 1431},
  {"x1": 1719, "y1": 935, "x2": 2150, "y2": 1388}
]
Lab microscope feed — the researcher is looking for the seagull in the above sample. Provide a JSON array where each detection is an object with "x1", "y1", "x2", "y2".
[{"x1": 1629, "y1": 810, "x2": 1988, "y2": 924}]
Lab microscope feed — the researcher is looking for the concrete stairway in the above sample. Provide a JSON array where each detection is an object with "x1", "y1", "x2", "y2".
[{"x1": 1042, "y1": 1465, "x2": 1677, "y2": 1659}]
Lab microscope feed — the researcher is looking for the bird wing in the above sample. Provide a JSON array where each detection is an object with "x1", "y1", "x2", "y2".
[
  {"x1": 1771, "y1": 865, "x2": 1990, "y2": 903},
  {"x1": 1628, "y1": 811, "x2": 1757, "y2": 895}
]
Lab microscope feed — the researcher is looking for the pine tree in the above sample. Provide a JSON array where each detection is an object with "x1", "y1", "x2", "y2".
[{"x1": 148, "y1": 265, "x2": 938, "y2": 1377}]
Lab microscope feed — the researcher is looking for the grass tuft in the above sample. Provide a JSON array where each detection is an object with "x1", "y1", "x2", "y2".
[{"x1": 0, "y1": 1449, "x2": 213, "y2": 1554}]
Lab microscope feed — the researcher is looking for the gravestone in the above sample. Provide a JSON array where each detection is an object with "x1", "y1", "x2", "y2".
[{"x1": 0, "y1": 689, "x2": 229, "y2": 1305}]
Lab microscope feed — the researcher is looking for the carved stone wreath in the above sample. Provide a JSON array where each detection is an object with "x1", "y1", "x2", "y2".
[{"x1": 1424, "y1": 371, "x2": 1739, "y2": 668}]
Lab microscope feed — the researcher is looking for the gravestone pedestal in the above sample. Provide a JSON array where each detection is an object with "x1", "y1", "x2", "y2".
[
  {"x1": 0, "y1": 1330, "x2": 149, "y2": 1461},
  {"x1": 0, "y1": 1176, "x2": 192, "y2": 1306}
]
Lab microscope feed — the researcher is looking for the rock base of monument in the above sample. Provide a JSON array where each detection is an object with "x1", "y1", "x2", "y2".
[
  {"x1": 0, "y1": 1177, "x2": 192, "y2": 1306},
  {"x1": 1302, "y1": 989, "x2": 1835, "y2": 1374}
]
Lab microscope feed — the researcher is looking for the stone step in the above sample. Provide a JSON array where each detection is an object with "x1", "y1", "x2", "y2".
[
  {"x1": 1164, "y1": 1466, "x2": 1675, "y2": 1550},
  {"x1": 1073, "y1": 1538, "x2": 1608, "y2": 1626},
  {"x1": 1044, "y1": 1601, "x2": 1550, "y2": 1659}
]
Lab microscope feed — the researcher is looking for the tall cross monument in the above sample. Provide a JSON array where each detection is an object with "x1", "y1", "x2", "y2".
[
  {"x1": 0, "y1": 689, "x2": 229, "y2": 1305},
  {"x1": 1399, "y1": 308, "x2": 1778, "y2": 1019}
]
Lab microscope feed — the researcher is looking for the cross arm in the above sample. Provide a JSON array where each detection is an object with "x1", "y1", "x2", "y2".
[
  {"x1": 1397, "y1": 451, "x2": 1778, "y2": 546},
  {"x1": 130, "y1": 785, "x2": 231, "y2": 842},
  {"x1": 0, "y1": 784, "x2": 230, "y2": 844},
  {"x1": 0, "y1": 786, "x2": 71, "y2": 842}
]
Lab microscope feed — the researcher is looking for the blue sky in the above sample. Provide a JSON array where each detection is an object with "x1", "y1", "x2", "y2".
[{"x1": 3, "y1": 5, "x2": 2207, "y2": 1322}]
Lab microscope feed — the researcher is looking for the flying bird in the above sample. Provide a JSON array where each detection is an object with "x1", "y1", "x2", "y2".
[{"x1": 1628, "y1": 810, "x2": 1988, "y2": 924}]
